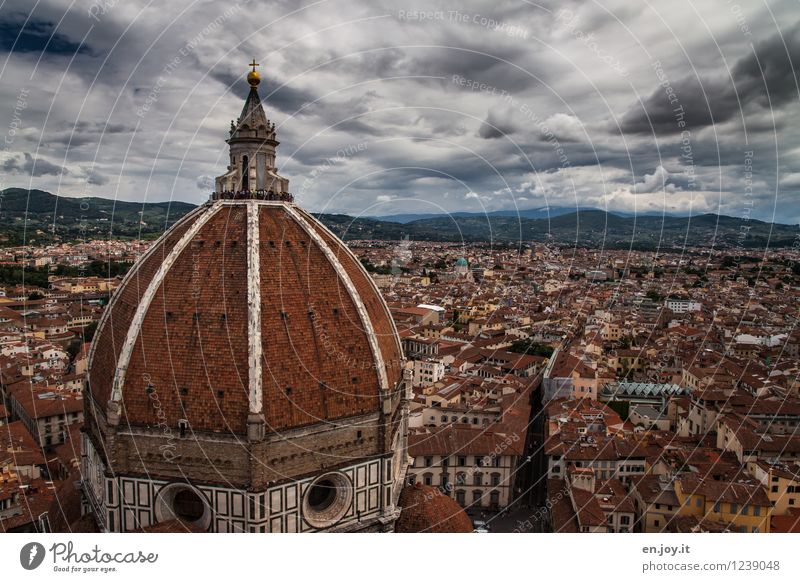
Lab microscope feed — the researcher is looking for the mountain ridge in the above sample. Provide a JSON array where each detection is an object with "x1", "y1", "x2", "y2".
[{"x1": 1, "y1": 188, "x2": 796, "y2": 249}]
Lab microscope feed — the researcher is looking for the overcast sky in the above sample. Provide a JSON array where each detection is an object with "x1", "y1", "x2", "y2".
[{"x1": 0, "y1": 0, "x2": 798, "y2": 223}]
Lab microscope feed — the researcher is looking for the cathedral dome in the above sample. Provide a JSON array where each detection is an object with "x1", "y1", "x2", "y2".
[
  {"x1": 395, "y1": 483, "x2": 474, "y2": 533},
  {"x1": 87, "y1": 201, "x2": 403, "y2": 435},
  {"x1": 82, "y1": 64, "x2": 410, "y2": 533}
]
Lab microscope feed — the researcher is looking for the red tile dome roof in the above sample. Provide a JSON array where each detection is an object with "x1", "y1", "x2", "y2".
[
  {"x1": 395, "y1": 483, "x2": 473, "y2": 533},
  {"x1": 88, "y1": 201, "x2": 403, "y2": 435}
]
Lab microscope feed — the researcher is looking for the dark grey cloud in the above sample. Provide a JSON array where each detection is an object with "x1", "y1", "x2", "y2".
[
  {"x1": 0, "y1": 0, "x2": 797, "y2": 223},
  {"x1": 209, "y1": 69, "x2": 318, "y2": 116},
  {"x1": 47, "y1": 121, "x2": 135, "y2": 147},
  {"x1": 620, "y1": 22, "x2": 800, "y2": 135},
  {"x1": 0, "y1": 16, "x2": 91, "y2": 55},
  {"x1": 196, "y1": 175, "x2": 214, "y2": 190},
  {"x1": 3, "y1": 152, "x2": 67, "y2": 177},
  {"x1": 85, "y1": 169, "x2": 108, "y2": 185},
  {"x1": 478, "y1": 107, "x2": 518, "y2": 139},
  {"x1": 733, "y1": 21, "x2": 800, "y2": 108}
]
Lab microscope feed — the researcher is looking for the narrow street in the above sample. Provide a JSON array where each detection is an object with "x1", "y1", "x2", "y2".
[{"x1": 482, "y1": 378, "x2": 550, "y2": 533}]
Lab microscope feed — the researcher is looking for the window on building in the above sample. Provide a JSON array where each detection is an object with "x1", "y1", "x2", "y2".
[
  {"x1": 491, "y1": 473, "x2": 501, "y2": 487},
  {"x1": 425, "y1": 456, "x2": 433, "y2": 467},
  {"x1": 173, "y1": 489, "x2": 206, "y2": 522},
  {"x1": 730, "y1": 503, "x2": 738, "y2": 514},
  {"x1": 695, "y1": 497, "x2": 702, "y2": 508},
  {"x1": 455, "y1": 490, "x2": 466, "y2": 506},
  {"x1": 741, "y1": 504, "x2": 749, "y2": 516},
  {"x1": 753, "y1": 505, "x2": 760, "y2": 517},
  {"x1": 713, "y1": 502, "x2": 720, "y2": 513},
  {"x1": 458, "y1": 456, "x2": 467, "y2": 467},
  {"x1": 472, "y1": 490, "x2": 482, "y2": 505}
]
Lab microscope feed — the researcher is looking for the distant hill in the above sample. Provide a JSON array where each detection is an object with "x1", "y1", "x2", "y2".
[
  {"x1": 367, "y1": 206, "x2": 603, "y2": 223},
  {"x1": 0, "y1": 188, "x2": 196, "y2": 245},
  {"x1": 322, "y1": 207, "x2": 798, "y2": 249},
  {"x1": 1, "y1": 188, "x2": 796, "y2": 250}
]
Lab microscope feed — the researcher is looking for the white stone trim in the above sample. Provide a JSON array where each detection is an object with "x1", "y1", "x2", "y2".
[
  {"x1": 110, "y1": 202, "x2": 222, "y2": 402},
  {"x1": 88, "y1": 203, "x2": 211, "y2": 383},
  {"x1": 284, "y1": 205, "x2": 390, "y2": 393},
  {"x1": 246, "y1": 201, "x2": 263, "y2": 414}
]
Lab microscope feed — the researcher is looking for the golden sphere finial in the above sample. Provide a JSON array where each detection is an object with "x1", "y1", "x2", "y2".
[{"x1": 247, "y1": 59, "x2": 260, "y2": 87}]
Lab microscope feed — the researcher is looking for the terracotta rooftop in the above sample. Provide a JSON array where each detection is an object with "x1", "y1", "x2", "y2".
[
  {"x1": 88, "y1": 202, "x2": 403, "y2": 434},
  {"x1": 395, "y1": 483, "x2": 473, "y2": 533}
]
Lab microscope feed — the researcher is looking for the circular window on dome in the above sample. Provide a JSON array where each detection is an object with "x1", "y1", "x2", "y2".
[
  {"x1": 302, "y1": 472, "x2": 352, "y2": 529},
  {"x1": 155, "y1": 483, "x2": 211, "y2": 531}
]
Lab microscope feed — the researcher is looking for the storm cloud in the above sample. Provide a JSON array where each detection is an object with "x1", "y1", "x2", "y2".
[
  {"x1": 3, "y1": 152, "x2": 68, "y2": 177},
  {"x1": 0, "y1": 0, "x2": 797, "y2": 223},
  {"x1": 620, "y1": 22, "x2": 800, "y2": 135}
]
